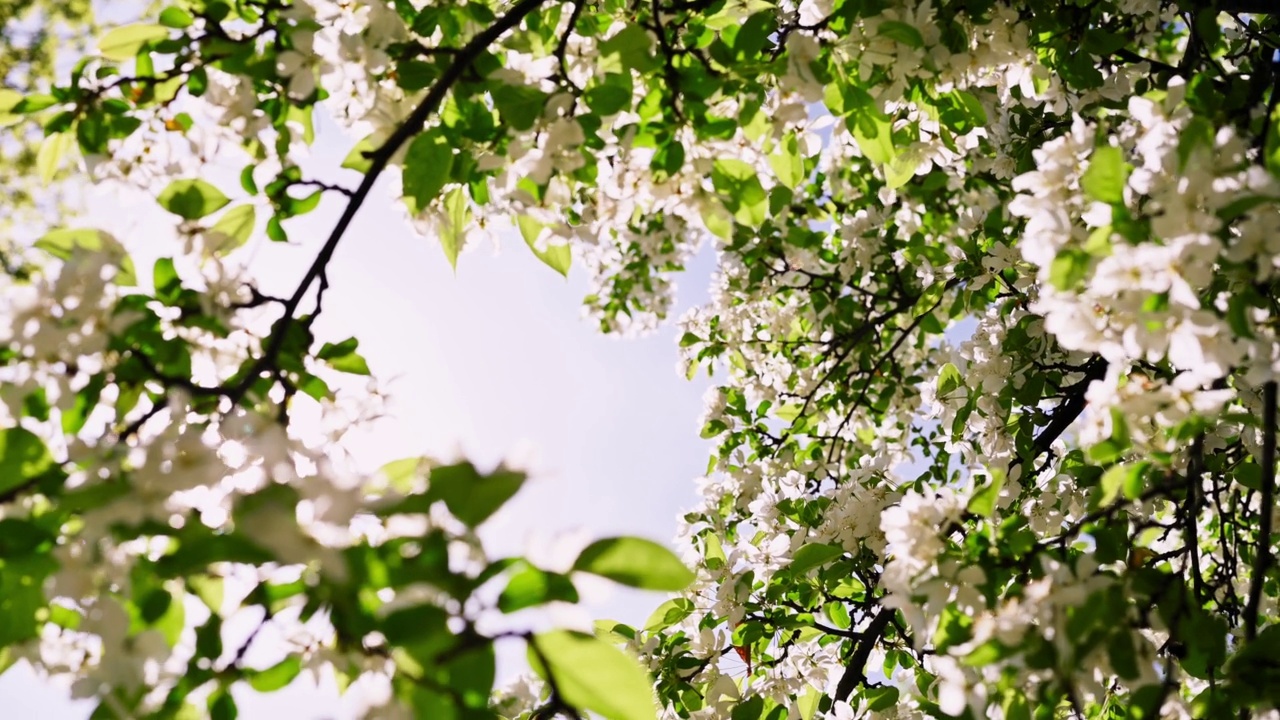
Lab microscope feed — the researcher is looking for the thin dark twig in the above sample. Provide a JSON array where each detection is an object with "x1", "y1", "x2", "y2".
[
  {"x1": 553, "y1": 0, "x2": 587, "y2": 93},
  {"x1": 290, "y1": 179, "x2": 354, "y2": 197}
]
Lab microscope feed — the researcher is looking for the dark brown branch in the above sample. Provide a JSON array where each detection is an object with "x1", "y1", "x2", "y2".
[
  {"x1": 833, "y1": 606, "x2": 894, "y2": 702},
  {"x1": 1244, "y1": 381, "x2": 1276, "y2": 642},
  {"x1": 1011, "y1": 356, "x2": 1108, "y2": 474}
]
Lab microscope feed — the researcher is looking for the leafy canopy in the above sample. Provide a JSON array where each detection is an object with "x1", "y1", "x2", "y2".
[{"x1": 2, "y1": 0, "x2": 1280, "y2": 719}]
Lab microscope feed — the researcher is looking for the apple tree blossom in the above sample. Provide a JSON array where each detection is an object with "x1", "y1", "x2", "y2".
[{"x1": 3, "y1": 0, "x2": 1280, "y2": 718}]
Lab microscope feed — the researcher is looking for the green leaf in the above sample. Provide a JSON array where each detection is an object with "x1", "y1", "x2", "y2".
[
  {"x1": 402, "y1": 130, "x2": 454, "y2": 210},
  {"x1": 711, "y1": 158, "x2": 767, "y2": 227},
  {"x1": 1266, "y1": 104, "x2": 1280, "y2": 180},
  {"x1": 1235, "y1": 461, "x2": 1262, "y2": 491},
  {"x1": 0, "y1": 89, "x2": 22, "y2": 127},
  {"x1": 732, "y1": 696, "x2": 764, "y2": 720},
  {"x1": 383, "y1": 603, "x2": 450, "y2": 654},
  {"x1": 768, "y1": 134, "x2": 804, "y2": 190},
  {"x1": 1082, "y1": 29, "x2": 1127, "y2": 56},
  {"x1": 594, "y1": 619, "x2": 636, "y2": 644},
  {"x1": 37, "y1": 131, "x2": 72, "y2": 185},
  {"x1": 517, "y1": 215, "x2": 571, "y2": 277},
  {"x1": 851, "y1": 109, "x2": 894, "y2": 166},
  {"x1": 701, "y1": 202, "x2": 733, "y2": 240},
  {"x1": 963, "y1": 639, "x2": 1017, "y2": 667},
  {"x1": 884, "y1": 150, "x2": 919, "y2": 188},
  {"x1": 0, "y1": 427, "x2": 55, "y2": 497},
  {"x1": 573, "y1": 537, "x2": 695, "y2": 591},
  {"x1": 0, "y1": 518, "x2": 53, "y2": 557},
  {"x1": 825, "y1": 601, "x2": 851, "y2": 630},
  {"x1": 1080, "y1": 145, "x2": 1129, "y2": 204},
  {"x1": 76, "y1": 114, "x2": 108, "y2": 154},
  {"x1": 786, "y1": 543, "x2": 843, "y2": 575},
  {"x1": 188, "y1": 575, "x2": 225, "y2": 613},
  {"x1": 342, "y1": 135, "x2": 378, "y2": 173},
  {"x1": 46, "y1": 603, "x2": 80, "y2": 630},
  {"x1": 585, "y1": 75, "x2": 633, "y2": 117},
  {"x1": 438, "y1": 186, "x2": 470, "y2": 270},
  {"x1": 598, "y1": 25, "x2": 657, "y2": 72},
  {"x1": 1002, "y1": 693, "x2": 1031, "y2": 720},
  {"x1": 98, "y1": 24, "x2": 170, "y2": 61},
  {"x1": 149, "y1": 588, "x2": 185, "y2": 646},
  {"x1": 643, "y1": 598, "x2": 693, "y2": 632},
  {"x1": 406, "y1": 687, "x2": 457, "y2": 720},
  {"x1": 490, "y1": 84, "x2": 548, "y2": 132},
  {"x1": 531, "y1": 630, "x2": 658, "y2": 720},
  {"x1": 440, "y1": 644, "x2": 496, "y2": 709},
  {"x1": 878, "y1": 20, "x2": 924, "y2": 48},
  {"x1": 153, "y1": 257, "x2": 181, "y2": 300},
  {"x1": 378, "y1": 457, "x2": 423, "y2": 493},
  {"x1": 498, "y1": 565, "x2": 580, "y2": 613},
  {"x1": 733, "y1": 11, "x2": 775, "y2": 59},
  {"x1": 158, "y1": 179, "x2": 231, "y2": 220},
  {"x1": 34, "y1": 228, "x2": 136, "y2": 285},
  {"x1": 248, "y1": 656, "x2": 302, "y2": 692},
  {"x1": 316, "y1": 338, "x2": 371, "y2": 375},
  {"x1": 0, "y1": 556, "x2": 55, "y2": 646},
  {"x1": 428, "y1": 462, "x2": 525, "y2": 527},
  {"x1": 1098, "y1": 461, "x2": 1149, "y2": 506},
  {"x1": 951, "y1": 90, "x2": 987, "y2": 127},
  {"x1": 937, "y1": 362, "x2": 964, "y2": 396},
  {"x1": 797, "y1": 687, "x2": 821, "y2": 720},
  {"x1": 1107, "y1": 631, "x2": 1140, "y2": 680},
  {"x1": 863, "y1": 685, "x2": 900, "y2": 711},
  {"x1": 287, "y1": 105, "x2": 315, "y2": 145},
  {"x1": 1049, "y1": 248, "x2": 1090, "y2": 291},
  {"x1": 208, "y1": 691, "x2": 237, "y2": 720},
  {"x1": 968, "y1": 470, "x2": 1005, "y2": 517},
  {"x1": 13, "y1": 93, "x2": 59, "y2": 114},
  {"x1": 295, "y1": 374, "x2": 329, "y2": 400},
  {"x1": 207, "y1": 204, "x2": 256, "y2": 255},
  {"x1": 158, "y1": 6, "x2": 195, "y2": 28}
]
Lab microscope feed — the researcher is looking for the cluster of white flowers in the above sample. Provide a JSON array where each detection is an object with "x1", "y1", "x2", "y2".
[{"x1": 1010, "y1": 77, "x2": 1280, "y2": 457}]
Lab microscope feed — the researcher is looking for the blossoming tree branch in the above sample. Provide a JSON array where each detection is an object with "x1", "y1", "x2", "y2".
[{"x1": 2, "y1": 0, "x2": 1280, "y2": 718}]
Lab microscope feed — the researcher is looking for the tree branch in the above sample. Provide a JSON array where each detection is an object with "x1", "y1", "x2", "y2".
[
  {"x1": 1244, "y1": 380, "x2": 1276, "y2": 642},
  {"x1": 833, "y1": 606, "x2": 894, "y2": 703},
  {"x1": 1011, "y1": 356, "x2": 1108, "y2": 475}
]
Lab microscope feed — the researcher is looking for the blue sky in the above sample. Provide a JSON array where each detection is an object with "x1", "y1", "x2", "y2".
[{"x1": 0, "y1": 106, "x2": 719, "y2": 716}]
